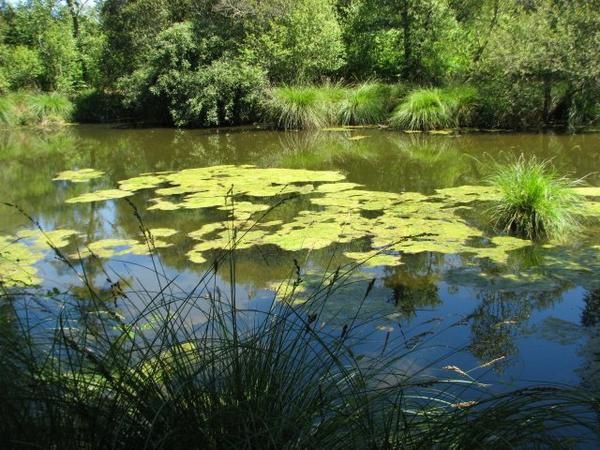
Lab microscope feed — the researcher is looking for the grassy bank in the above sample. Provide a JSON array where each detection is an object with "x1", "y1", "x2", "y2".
[
  {"x1": 0, "y1": 92, "x2": 73, "y2": 127},
  {"x1": 0, "y1": 217, "x2": 598, "y2": 448},
  {"x1": 3, "y1": 82, "x2": 599, "y2": 132}
]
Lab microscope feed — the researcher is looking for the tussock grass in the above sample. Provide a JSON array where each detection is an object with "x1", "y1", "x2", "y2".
[
  {"x1": 488, "y1": 156, "x2": 583, "y2": 241},
  {"x1": 269, "y1": 86, "x2": 329, "y2": 130},
  {"x1": 390, "y1": 86, "x2": 476, "y2": 131},
  {"x1": 337, "y1": 82, "x2": 399, "y2": 126},
  {"x1": 0, "y1": 207, "x2": 597, "y2": 448},
  {"x1": 0, "y1": 96, "x2": 17, "y2": 126},
  {"x1": 26, "y1": 92, "x2": 73, "y2": 124},
  {"x1": 0, "y1": 92, "x2": 73, "y2": 127},
  {"x1": 269, "y1": 83, "x2": 405, "y2": 129}
]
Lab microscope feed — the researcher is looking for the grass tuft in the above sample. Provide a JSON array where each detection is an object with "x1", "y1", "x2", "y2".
[
  {"x1": 390, "y1": 86, "x2": 476, "y2": 131},
  {"x1": 0, "y1": 92, "x2": 73, "y2": 127},
  {"x1": 488, "y1": 155, "x2": 583, "y2": 241},
  {"x1": 269, "y1": 86, "x2": 329, "y2": 130},
  {"x1": 337, "y1": 82, "x2": 398, "y2": 126},
  {"x1": 26, "y1": 92, "x2": 73, "y2": 125}
]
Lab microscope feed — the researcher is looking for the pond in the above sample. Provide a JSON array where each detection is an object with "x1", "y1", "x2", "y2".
[{"x1": 2, "y1": 125, "x2": 600, "y2": 391}]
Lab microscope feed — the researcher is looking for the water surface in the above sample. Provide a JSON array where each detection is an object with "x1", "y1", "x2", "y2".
[{"x1": 2, "y1": 125, "x2": 600, "y2": 390}]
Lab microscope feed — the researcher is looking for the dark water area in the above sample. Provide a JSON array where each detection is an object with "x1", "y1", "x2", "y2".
[{"x1": 2, "y1": 125, "x2": 600, "y2": 392}]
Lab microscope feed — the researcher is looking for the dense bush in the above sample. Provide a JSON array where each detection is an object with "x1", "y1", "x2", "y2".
[
  {"x1": 0, "y1": 45, "x2": 44, "y2": 91},
  {"x1": 73, "y1": 90, "x2": 127, "y2": 123},
  {"x1": 248, "y1": 0, "x2": 346, "y2": 83}
]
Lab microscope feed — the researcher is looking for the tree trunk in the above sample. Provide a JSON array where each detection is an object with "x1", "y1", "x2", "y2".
[
  {"x1": 401, "y1": 0, "x2": 412, "y2": 79},
  {"x1": 65, "y1": 0, "x2": 80, "y2": 39}
]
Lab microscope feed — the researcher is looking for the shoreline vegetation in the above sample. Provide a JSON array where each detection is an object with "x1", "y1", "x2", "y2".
[
  {"x1": 2, "y1": 83, "x2": 600, "y2": 132},
  {"x1": 1, "y1": 1, "x2": 600, "y2": 132}
]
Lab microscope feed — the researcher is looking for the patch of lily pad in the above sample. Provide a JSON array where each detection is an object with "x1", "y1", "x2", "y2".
[
  {"x1": 53, "y1": 168, "x2": 104, "y2": 183},
  {"x1": 0, "y1": 234, "x2": 44, "y2": 286},
  {"x1": 0, "y1": 228, "x2": 81, "y2": 287},
  {"x1": 66, "y1": 189, "x2": 134, "y2": 204},
  {"x1": 57, "y1": 165, "x2": 600, "y2": 275}
]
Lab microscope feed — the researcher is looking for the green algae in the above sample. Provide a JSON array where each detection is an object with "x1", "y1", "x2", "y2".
[
  {"x1": 118, "y1": 174, "x2": 167, "y2": 192},
  {"x1": 53, "y1": 168, "x2": 104, "y2": 183},
  {"x1": 147, "y1": 228, "x2": 178, "y2": 238}
]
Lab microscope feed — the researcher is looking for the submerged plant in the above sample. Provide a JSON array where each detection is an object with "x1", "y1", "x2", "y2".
[
  {"x1": 488, "y1": 156, "x2": 583, "y2": 241},
  {"x1": 390, "y1": 86, "x2": 476, "y2": 131},
  {"x1": 269, "y1": 86, "x2": 329, "y2": 130}
]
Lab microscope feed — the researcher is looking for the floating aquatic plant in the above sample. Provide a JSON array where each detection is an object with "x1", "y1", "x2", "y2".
[
  {"x1": 53, "y1": 168, "x2": 105, "y2": 183},
  {"x1": 56, "y1": 165, "x2": 577, "y2": 268}
]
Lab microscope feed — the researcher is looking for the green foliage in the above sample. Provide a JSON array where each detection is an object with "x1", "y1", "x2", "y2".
[
  {"x1": 0, "y1": 44, "x2": 44, "y2": 90},
  {"x1": 340, "y1": 0, "x2": 463, "y2": 82},
  {"x1": 474, "y1": 0, "x2": 600, "y2": 129},
  {"x1": 488, "y1": 156, "x2": 583, "y2": 241},
  {"x1": 248, "y1": 0, "x2": 345, "y2": 83},
  {"x1": 390, "y1": 86, "x2": 476, "y2": 130},
  {"x1": 338, "y1": 82, "x2": 402, "y2": 125},
  {"x1": 118, "y1": 21, "x2": 268, "y2": 127},
  {"x1": 38, "y1": 22, "x2": 81, "y2": 92},
  {"x1": 0, "y1": 0, "x2": 599, "y2": 128},
  {"x1": 73, "y1": 89, "x2": 128, "y2": 123},
  {"x1": 169, "y1": 57, "x2": 268, "y2": 127}
]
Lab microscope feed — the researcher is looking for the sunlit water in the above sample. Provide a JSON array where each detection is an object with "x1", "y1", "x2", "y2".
[{"x1": 2, "y1": 125, "x2": 600, "y2": 391}]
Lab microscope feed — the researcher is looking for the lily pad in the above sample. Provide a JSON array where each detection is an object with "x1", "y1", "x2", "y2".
[
  {"x1": 66, "y1": 189, "x2": 133, "y2": 204},
  {"x1": 53, "y1": 168, "x2": 104, "y2": 183}
]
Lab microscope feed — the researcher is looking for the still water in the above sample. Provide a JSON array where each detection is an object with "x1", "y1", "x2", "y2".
[{"x1": 2, "y1": 125, "x2": 600, "y2": 390}]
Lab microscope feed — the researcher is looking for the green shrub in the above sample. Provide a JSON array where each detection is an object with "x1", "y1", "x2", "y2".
[
  {"x1": 0, "y1": 45, "x2": 44, "y2": 90},
  {"x1": 338, "y1": 82, "x2": 398, "y2": 125},
  {"x1": 390, "y1": 86, "x2": 476, "y2": 130},
  {"x1": 269, "y1": 86, "x2": 329, "y2": 130},
  {"x1": 488, "y1": 156, "x2": 583, "y2": 241},
  {"x1": 73, "y1": 89, "x2": 129, "y2": 123},
  {"x1": 174, "y1": 58, "x2": 268, "y2": 127}
]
